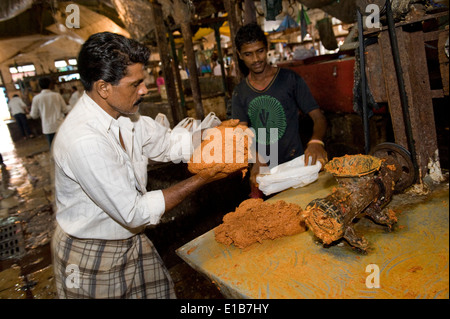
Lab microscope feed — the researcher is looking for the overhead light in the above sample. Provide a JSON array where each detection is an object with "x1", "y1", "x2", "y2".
[
  {"x1": 55, "y1": 60, "x2": 67, "y2": 68},
  {"x1": 20, "y1": 65, "x2": 35, "y2": 72}
]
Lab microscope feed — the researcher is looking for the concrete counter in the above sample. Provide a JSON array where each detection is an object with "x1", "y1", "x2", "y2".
[{"x1": 176, "y1": 173, "x2": 449, "y2": 299}]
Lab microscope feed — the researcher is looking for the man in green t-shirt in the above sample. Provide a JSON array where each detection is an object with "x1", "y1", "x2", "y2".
[{"x1": 232, "y1": 23, "x2": 328, "y2": 197}]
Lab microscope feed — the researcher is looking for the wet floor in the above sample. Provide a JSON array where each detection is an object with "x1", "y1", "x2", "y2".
[{"x1": 0, "y1": 121, "x2": 223, "y2": 299}]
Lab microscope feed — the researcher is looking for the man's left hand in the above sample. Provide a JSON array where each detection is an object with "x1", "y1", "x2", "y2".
[{"x1": 304, "y1": 142, "x2": 328, "y2": 168}]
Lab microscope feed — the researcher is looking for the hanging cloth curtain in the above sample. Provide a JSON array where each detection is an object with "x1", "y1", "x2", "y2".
[
  {"x1": 244, "y1": 0, "x2": 257, "y2": 24},
  {"x1": 297, "y1": 5, "x2": 311, "y2": 42},
  {"x1": 316, "y1": 16, "x2": 338, "y2": 50}
]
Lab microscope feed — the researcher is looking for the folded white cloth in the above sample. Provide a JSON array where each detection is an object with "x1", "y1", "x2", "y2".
[{"x1": 256, "y1": 155, "x2": 322, "y2": 195}]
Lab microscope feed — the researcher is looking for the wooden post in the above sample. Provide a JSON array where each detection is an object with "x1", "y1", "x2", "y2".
[
  {"x1": 223, "y1": 0, "x2": 243, "y2": 83},
  {"x1": 168, "y1": 30, "x2": 187, "y2": 118},
  {"x1": 173, "y1": 0, "x2": 204, "y2": 119},
  {"x1": 375, "y1": 28, "x2": 440, "y2": 183},
  {"x1": 150, "y1": 0, "x2": 183, "y2": 123},
  {"x1": 212, "y1": 22, "x2": 228, "y2": 96}
]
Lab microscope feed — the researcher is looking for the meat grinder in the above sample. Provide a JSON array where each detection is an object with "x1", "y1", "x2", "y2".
[{"x1": 304, "y1": 142, "x2": 416, "y2": 252}]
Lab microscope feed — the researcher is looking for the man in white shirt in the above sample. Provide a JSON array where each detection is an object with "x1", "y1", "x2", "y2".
[
  {"x1": 8, "y1": 94, "x2": 34, "y2": 139},
  {"x1": 30, "y1": 78, "x2": 68, "y2": 146},
  {"x1": 179, "y1": 67, "x2": 188, "y2": 80},
  {"x1": 213, "y1": 61, "x2": 222, "y2": 76},
  {"x1": 67, "y1": 85, "x2": 82, "y2": 111},
  {"x1": 51, "y1": 32, "x2": 239, "y2": 299}
]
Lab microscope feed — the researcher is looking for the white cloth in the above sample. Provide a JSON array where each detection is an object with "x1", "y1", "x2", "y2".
[
  {"x1": 52, "y1": 93, "x2": 193, "y2": 240},
  {"x1": 179, "y1": 69, "x2": 188, "y2": 80},
  {"x1": 30, "y1": 89, "x2": 68, "y2": 134},
  {"x1": 213, "y1": 63, "x2": 222, "y2": 76},
  {"x1": 68, "y1": 90, "x2": 82, "y2": 110},
  {"x1": 8, "y1": 96, "x2": 28, "y2": 116},
  {"x1": 256, "y1": 155, "x2": 322, "y2": 196}
]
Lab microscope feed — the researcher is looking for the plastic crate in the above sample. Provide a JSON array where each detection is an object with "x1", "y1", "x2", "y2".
[{"x1": 0, "y1": 217, "x2": 25, "y2": 260}]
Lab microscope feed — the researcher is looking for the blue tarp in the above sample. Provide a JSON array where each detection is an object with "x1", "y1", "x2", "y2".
[{"x1": 275, "y1": 15, "x2": 298, "y2": 32}]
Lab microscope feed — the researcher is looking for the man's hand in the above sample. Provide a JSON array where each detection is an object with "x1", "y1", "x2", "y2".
[
  {"x1": 306, "y1": 108, "x2": 328, "y2": 168},
  {"x1": 304, "y1": 141, "x2": 328, "y2": 168}
]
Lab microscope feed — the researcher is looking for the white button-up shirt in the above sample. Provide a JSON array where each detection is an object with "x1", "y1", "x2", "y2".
[
  {"x1": 30, "y1": 89, "x2": 68, "y2": 134},
  {"x1": 53, "y1": 93, "x2": 193, "y2": 240},
  {"x1": 8, "y1": 96, "x2": 28, "y2": 116},
  {"x1": 68, "y1": 90, "x2": 81, "y2": 111}
]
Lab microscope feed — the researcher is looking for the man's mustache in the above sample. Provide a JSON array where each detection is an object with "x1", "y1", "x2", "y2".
[{"x1": 134, "y1": 97, "x2": 144, "y2": 106}]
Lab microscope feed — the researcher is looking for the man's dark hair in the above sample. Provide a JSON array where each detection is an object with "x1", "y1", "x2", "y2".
[
  {"x1": 39, "y1": 77, "x2": 51, "y2": 90},
  {"x1": 234, "y1": 23, "x2": 268, "y2": 53},
  {"x1": 234, "y1": 23, "x2": 268, "y2": 76},
  {"x1": 78, "y1": 32, "x2": 150, "y2": 91}
]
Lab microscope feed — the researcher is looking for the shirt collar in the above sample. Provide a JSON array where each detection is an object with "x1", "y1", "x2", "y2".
[{"x1": 80, "y1": 92, "x2": 135, "y2": 133}]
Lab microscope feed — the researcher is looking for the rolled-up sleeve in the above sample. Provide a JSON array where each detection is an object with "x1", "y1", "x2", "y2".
[{"x1": 139, "y1": 190, "x2": 165, "y2": 225}]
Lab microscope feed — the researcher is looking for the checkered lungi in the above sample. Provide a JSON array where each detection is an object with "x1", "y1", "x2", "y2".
[{"x1": 51, "y1": 223, "x2": 176, "y2": 299}]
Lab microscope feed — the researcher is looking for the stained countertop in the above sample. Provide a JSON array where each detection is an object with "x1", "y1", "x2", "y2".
[{"x1": 177, "y1": 172, "x2": 449, "y2": 299}]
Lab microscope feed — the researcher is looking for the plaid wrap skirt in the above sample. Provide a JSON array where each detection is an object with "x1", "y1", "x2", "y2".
[{"x1": 51, "y1": 223, "x2": 176, "y2": 299}]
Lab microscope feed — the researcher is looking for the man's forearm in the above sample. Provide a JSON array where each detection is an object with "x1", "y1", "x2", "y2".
[
  {"x1": 161, "y1": 174, "x2": 208, "y2": 213},
  {"x1": 309, "y1": 109, "x2": 327, "y2": 141}
]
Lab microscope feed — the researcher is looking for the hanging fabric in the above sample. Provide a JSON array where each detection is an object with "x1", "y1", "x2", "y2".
[
  {"x1": 316, "y1": 17, "x2": 338, "y2": 50},
  {"x1": 244, "y1": 0, "x2": 257, "y2": 24},
  {"x1": 263, "y1": 0, "x2": 283, "y2": 21},
  {"x1": 298, "y1": 5, "x2": 311, "y2": 42}
]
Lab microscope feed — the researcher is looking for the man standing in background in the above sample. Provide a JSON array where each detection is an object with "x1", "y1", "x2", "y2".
[
  {"x1": 68, "y1": 85, "x2": 82, "y2": 111},
  {"x1": 8, "y1": 94, "x2": 34, "y2": 140},
  {"x1": 30, "y1": 77, "x2": 69, "y2": 147}
]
